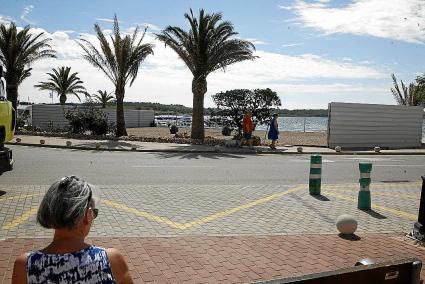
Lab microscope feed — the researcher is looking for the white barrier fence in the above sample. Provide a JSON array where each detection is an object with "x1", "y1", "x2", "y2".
[
  {"x1": 328, "y1": 102, "x2": 423, "y2": 149},
  {"x1": 29, "y1": 104, "x2": 154, "y2": 130}
]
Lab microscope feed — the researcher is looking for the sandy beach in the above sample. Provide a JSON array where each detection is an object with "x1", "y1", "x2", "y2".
[{"x1": 127, "y1": 127, "x2": 327, "y2": 146}]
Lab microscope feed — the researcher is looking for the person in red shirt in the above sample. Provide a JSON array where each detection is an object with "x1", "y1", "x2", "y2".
[{"x1": 242, "y1": 110, "x2": 254, "y2": 149}]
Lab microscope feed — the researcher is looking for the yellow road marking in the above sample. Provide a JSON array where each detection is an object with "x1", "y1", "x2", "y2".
[
  {"x1": 325, "y1": 192, "x2": 417, "y2": 220},
  {"x1": 0, "y1": 193, "x2": 43, "y2": 202},
  {"x1": 325, "y1": 188, "x2": 418, "y2": 200},
  {"x1": 102, "y1": 185, "x2": 304, "y2": 230},
  {"x1": 181, "y1": 186, "x2": 304, "y2": 229},
  {"x1": 2, "y1": 207, "x2": 39, "y2": 230},
  {"x1": 101, "y1": 199, "x2": 186, "y2": 229}
]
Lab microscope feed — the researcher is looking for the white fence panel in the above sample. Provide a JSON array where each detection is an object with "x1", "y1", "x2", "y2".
[
  {"x1": 327, "y1": 102, "x2": 423, "y2": 149},
  {"x1": 31, "y1": 104, "x2": 154, "y2": 130}
]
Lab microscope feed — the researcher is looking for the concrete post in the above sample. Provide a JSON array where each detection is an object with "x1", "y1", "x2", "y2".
[
  {"x1": 309, "y1": 155, "x2": 322, "y2": 195},
  {"x1": 358, "y1": 163, "x2": 372, "y2": 210},
  {"x1": 413, "y1": 176, "x2": 425, "y2": 241}
]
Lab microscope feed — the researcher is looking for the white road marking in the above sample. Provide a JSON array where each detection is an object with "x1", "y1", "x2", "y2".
[
  {"x1": 374, "y1": 165, "x2": 423, "y2": 167},
  {"x1": 348, "y1": 158, "x2": 405, "y2": 162},
  {"x1": 290, "y1": 159, "x2": 334, "y2": 163},
  {"x1": 131, "y1": 165, "x2": 214, "y2": 168}
]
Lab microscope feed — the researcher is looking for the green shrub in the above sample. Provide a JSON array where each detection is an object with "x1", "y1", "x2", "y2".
[
  {"x1": 169, "y1": 125, "x2": 178, "y2": 134},
  {"x1": 65, "y1": 104, "x2": 114, "y2": 135},
  {"x1": 221, "y1": 125, "x2": 232, "y2": 136}
]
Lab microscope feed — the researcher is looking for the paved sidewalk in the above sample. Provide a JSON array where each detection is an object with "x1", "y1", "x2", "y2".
[
  {"x1": 7, "y1": 134, "x2": 425, "y2": 155},
  {"x1": 0, "y1": 234, "x2": 423, "y2": 283}
]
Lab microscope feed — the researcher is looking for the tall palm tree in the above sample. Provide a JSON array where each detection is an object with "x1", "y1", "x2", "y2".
[
  {"x1": 79, "y1": 15, "x2": 154, "y2": 137},
  {"x1": 93, "y1": 90, "x2": 114, "y2": 108},
  {"x1": 34, "y1": 66, "x2": 86, "y2": 105},
  {"x1": 391, "y1": 74, "x2": 425, "y2": 106},
  {"x1": 156, "y1": 9, "x2": 257, "y2": 140},
  {"x1": 0, "y1": 22, "x2": 56, "y2": 110}
]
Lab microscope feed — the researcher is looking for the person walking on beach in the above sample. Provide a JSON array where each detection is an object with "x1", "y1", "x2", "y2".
[
  {"x1": 268, "y1": 113, "x2": 279, "y2": 149},
  {"x1": 243, "y1": 110, "x2": 254, "y2": 149}
]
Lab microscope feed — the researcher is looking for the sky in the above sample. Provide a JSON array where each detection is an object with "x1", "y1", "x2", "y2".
[{"x1": 1, "y1": 0, "x2": 425, "y2": 109}]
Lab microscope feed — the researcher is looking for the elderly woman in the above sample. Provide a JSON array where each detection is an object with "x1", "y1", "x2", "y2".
[{"x1": 12, "y1": 176, "x2": 133, "y2": 283}]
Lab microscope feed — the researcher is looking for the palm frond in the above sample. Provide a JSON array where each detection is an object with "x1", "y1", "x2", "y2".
[{"x1": 156, "y1": 8, "x2": 256, "y2": 78}]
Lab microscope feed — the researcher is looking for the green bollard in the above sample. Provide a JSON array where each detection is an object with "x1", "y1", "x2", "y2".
[
  {"x1": 358, "y1": 163, "x2": 372, "y2": 210},
  {"x1": 309, "y1": 155, "x2": 322, "y2": 195}
]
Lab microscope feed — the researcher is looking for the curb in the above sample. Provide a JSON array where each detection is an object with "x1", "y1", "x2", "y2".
[{"x1": 6, "y1": 142, "x2": 425, "y2": 155}]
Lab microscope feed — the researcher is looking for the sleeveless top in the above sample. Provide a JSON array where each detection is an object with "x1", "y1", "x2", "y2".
[{"x1": 27, "y1": 245, "x2": 116, "y2": 284}]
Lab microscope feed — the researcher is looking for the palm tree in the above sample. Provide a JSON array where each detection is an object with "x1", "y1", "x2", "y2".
[
  {"x1": 0, "y1": 22, "x2": 56, "y2": 110},
  {"x1": 79, "y1": 15, "x2": 154, "y2": 137},
  {"x1": 156, "y1": 9, "x2": 257, "y2": 140},
  {"x1": 391, "y1": 74, "x2": 425, "y2": 106},
  {"x1": 34, "y1": 66, "x2": 86, "y2": 105},
  {"x1": 93, "y1": 90, "x2": 114, "y2": 108}
]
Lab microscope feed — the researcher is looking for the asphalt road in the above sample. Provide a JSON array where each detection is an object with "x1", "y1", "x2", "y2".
[{"x1": 1, "y1": 145, "x2": 424, "y2": 186}]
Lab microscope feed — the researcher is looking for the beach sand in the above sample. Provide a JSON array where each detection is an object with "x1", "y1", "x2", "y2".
[{"x1": 127, "y1": 127, "x2": 327, "y2": 146}]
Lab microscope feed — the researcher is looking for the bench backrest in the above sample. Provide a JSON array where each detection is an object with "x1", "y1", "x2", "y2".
[{"x1": 254, "y1": 258, "x2": 422, "y2": 284}]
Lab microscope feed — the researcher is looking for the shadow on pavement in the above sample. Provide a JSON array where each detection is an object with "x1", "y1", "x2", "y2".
[
  {"x1": 76, "y1": 140, "x2": 135, "y2": 149},
  {"x1": 0, "y1": 190, "x2": 5, "y2": 197},
  {"x1": 292, "y1": 194, "x2": 334, "y2": 224},
  {"x1": 362, "y1": 209, "x2": 387, "y2": 219},
  {"x1": 312, "y1": 195, "x2": 330, "y2": 201},
  {"x1": 338, "y1": 233, "x2": 361, "y2": 241},
  {"x1": 153, "y1": 151, "x2": 246, "y2": 160}
]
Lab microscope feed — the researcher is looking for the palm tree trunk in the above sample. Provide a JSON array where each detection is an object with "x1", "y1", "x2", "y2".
[
  {"x1": 5, "y1": 78, "x2": 18, "y2": 111},
  {"x1": 115, "y1": 87, "x2": 127, "y2": 137},
  {"x1": 191, "y1": 76, "x2": 207, "y2": 140},
  {"x1": 59, "y1": 94, "x2": 66, "y2": 105}
]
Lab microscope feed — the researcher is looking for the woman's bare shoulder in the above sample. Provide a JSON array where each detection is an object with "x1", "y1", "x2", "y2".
[
  {"x1": 14, "y1": 252, "x2": 29, "y2": 266},
  {"x1": 106, "y1": 248, "x2": 133, "y2": 283},
  {"x1": 12, "y1": 253, "x2": 29, "y2": 284}
]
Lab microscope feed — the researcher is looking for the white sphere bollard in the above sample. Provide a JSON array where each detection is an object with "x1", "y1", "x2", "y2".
[
  {"x1": 95, "y1": 143, "x2": 101, "y2": 150},
  {"x1": 335, "y1": 146, "x2": 341, "y2": 152},
  {"x1": 297, "y1": 146, "x2": 303, "y2": 153},
  {"x1": 374, "y1": 146, "x2": 381, "y2": 153},
  {"x1": 131, "y1": 145, "x2": 137, "y2": 151},
  {"x1": 40, "y1": 139, "x2": 45, "y2": 145},
  {"x1": 336, "y1": 214, "x2": 358, "y2": 234},
  {"x1": 66, "y1": 141, "x2": 72, "y2": 147},
  {"x1": 15, "y1": 138, "x2": 21, "y2": 143}
]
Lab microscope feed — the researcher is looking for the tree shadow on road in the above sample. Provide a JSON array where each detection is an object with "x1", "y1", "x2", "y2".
[
  {"x1": 153, "y1": 151, "x2": 246, "y2": 160},
  {"x1": 75, "y1": 140, "x2": 135, "y2": 150}
]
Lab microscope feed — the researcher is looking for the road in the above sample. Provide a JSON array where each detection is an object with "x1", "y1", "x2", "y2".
[{"x1": 1, "y1": 145, "x2": 424, "y2": 186}]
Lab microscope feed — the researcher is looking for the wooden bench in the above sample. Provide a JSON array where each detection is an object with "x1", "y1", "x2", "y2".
[{"x1": 254, "y1": 258, "x2": 422, "y2": 284}]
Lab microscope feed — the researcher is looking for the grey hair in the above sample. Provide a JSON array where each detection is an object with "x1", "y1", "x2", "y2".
[{"x1": 37, "y1": 176, "x2": 97, "y2": 229}]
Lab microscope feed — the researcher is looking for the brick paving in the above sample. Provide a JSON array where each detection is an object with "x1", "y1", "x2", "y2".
[{"x1": 0, "y1": 234, "x2": 424, "y2": 283}]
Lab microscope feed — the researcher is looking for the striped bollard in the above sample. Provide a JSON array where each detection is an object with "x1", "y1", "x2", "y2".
[
  {"x1": 358, "y1": 163, "x2": 372, "y2": 210},
  {"x1": 309, "y1": 155, "x2": 322, "y2": 195}
]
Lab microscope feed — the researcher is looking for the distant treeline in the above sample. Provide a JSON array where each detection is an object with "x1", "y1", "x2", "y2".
[
  {"x1": 122, "y1": 102, "x2": 193, "y2": 114},
  {"x1": 120, "y1": 102, "x2": 329, "y2": 117}
]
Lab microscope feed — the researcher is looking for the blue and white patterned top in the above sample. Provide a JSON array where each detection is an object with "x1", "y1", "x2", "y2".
[{"x1": 27, "y1": 245, "x2": 116, "y2": 284}]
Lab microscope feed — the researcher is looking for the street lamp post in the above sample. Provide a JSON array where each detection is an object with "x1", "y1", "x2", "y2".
[{"x1": 413, "y1": 176, "x2": 425, "y2": 241}]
